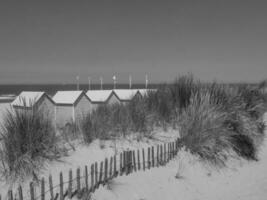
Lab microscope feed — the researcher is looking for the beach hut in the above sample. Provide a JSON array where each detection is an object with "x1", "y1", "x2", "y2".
[
  {"x1": 86, "y1": 90, "x2": 120, "y2": 107},
  {"x1": 138, "y1": 89, "x2": 158, "y2": 97},
  {"x1": 11, "y1": 91, "x2": 55, "y2": 118},
  {"x1": 113, "y1": 89, "x2": 142, "y2": 104},
  {"x1": 53, "y1": 91, "x2": 92, "y2": 127}
]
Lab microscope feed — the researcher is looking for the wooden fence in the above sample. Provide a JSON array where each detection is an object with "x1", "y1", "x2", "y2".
[{"x1": 2, "y1": 138, "x2": 181, "y2": 200}]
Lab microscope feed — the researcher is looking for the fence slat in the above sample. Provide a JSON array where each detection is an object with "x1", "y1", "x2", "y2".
[
  {"x1": 68, "y1": 169, "x2": 72, "y2": 199},
  {"x1": 114, "y1": 155, "x2": 117, "y2": 177},
  {"x1": 104, "y1": 158, "x2": 108, "y2": 182},
  {"x1": 128, "y1": 151, "x2": 132, "y2": 174},
  {"x1": 59, "y1": 172, "x2": 64, "y2": 200},
  {"x1": 164, "y1": 144, "x2": 166, "y2": 164},
  {"x1": 133, "y1": 150, "x2": 136, "y2": 172},
  {"x1": 85, "y1": 165, "x2": 89, "y2": 191},
  {"x1": 148, "y1": 147, "x2": 151, "y2": 169},
  {"x1": 109, "y1": 156, "x2": 113, "y2": 178},
  {"x1": 18, "y1": 186, "x2": 23, "y2": 200},
  {"x1": 77, "y1": 168, "x2": 81, "y2": 193},
  {"x1": 125, "y1": 151, "x2": 129, "y2": 175},
  {"x1": 41, "y1": 178, "x2": 45, "y2": 200},
  {"x1": 49, "y1": 175, "x2": 54, "y2": 200},
  {"x1": 142, "y1": 148, "x2": 145, "y2": 171},
  {"x1": 91, "y1": 164, "x2": 95, "y2": 192},
  {"x1": 95, "y1": 162, "x2": 98, "y2": 189},
  {"x1": 156, "y1": 145, "x2": 159, "y2": 167},
  {"x1": 99, "y1": 161, "x2": 104, "y2": 185},
  {"x1": 30, "y1": 182, "x2": 34, "y2": 200},
  {"x1": 120, "y1": 152, "x2": 123, "y2": 176},
  {"x1": 152, "y1": 146, "x2": 155, "y2": 167},
  {"x1": 137, "y1": 150, "x2": 141, "y2": 170},
  {"x1": 160, "y1": 144, "x2": 163, "y2": 165},
  {"x1": 167, "y1": 143, "x2": 170, "y2": 162},
  {"x1": 8, "y1": 190, "x2": 13, "y2": 200}
]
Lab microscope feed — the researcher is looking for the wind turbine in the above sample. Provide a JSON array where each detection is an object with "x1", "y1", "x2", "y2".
[
  {"x1": 113, "y1": 75, "x2": 116, "y2": 89},
  {"x1": 145, "y1": 74, "x2": 148, "y2": 89},
  {"x1": 76, "y1": 75, "x2": 80, "y2": 90},
  {"x1": 88, "y1": 76, "x2": 91, "y2": 90},
  {"x1": 129, "y1": 75, "x2": 132, "y2": 89},
  {"x1": 100, "y1": 76, "x2": 103, "y2": 90}
]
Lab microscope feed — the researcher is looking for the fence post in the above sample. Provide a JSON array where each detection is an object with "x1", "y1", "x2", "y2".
[
  {"x1": 109, "y1": 156, "x2": 113, "y2": 179},
  {"x1": 68, "y1": 169, "x2": 72, "y2": 198},
  {"x1": 85, "y1": 165, "x2": 89, "y2": 191},
  {"x1": 167, "y1": 143, "x2": 171, "y2": 162},
  {"x1": 152, "y1": 146, "x2": 155, "y2": 167},
  {"x1": 95, "y1": 162, "x2": 98, "y2": 189},
  {"x1": 142, "y1": 148, "x2": 145, "y2": 171},
  {"x1": 99, "y1": 161, "x2": 104, "y2": 185},
  {"x1": 120, "y1": 152, "x2": 123, "y2": 176},
  {"x1": 104, "y1": 158, "x2": 108, "y2": 182},
  {"x1": 91, "y1": 164, "x2": 95, "y2": 192},
  {"x1": 30, "y1": 182, "x2": 34, "y2": 200},
  {"x1": 123, "y1": 151, "x2": 126, "y2": 175},
  {"x1": 172, "y1": 142, "x2": 175, "y2": 158},
  {"x1": 41, "y1": 178, "x2": 45, "y2": 200},
  {"x1": 125, "y1": 151, "x2": 129, "y2": 175},
  {"x1": 137, "y1": 150, "x2": 141, "y2": 170},
  {"x1": 133, "y1": 150, "x2": 136, "y2": 172},
  {"x1": 59, "y1": 172, "x2": 64, "y2": 200},
  {"x1": 164, "y1": 144, "x2": 166, "y2": 164},
  {"x1": 77, "y1": 168, "x2": 81, "y2": 193},
  {"x1": 157, "y1": 145, "x2": 159, "y2": 167},
  {"x1": 8, "y1": 190, "x2": 13, "y2": 200},
  {"x1": 49, "y1": 175, "x2": 54, "y2": 200},
  {"x1": 148, "y1": 147, "x2": 151, "y2": 169},
  {"x1": 18, "y1": 186, "x2": 23, "y2": 200},
  {"x1": 128, "y1": 151, "x2": 132, "y2": 174},
  {"x1": 160, "y1": 144, "x2": 163, "y2": 165},
  {"x1": 114, "y1": 155, "x2": 117, "y2": 177}
]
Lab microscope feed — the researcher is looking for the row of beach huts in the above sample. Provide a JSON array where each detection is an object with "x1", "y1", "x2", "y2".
[{"x1": 10, "y1": 89, "x2": 155, "y2": 127}]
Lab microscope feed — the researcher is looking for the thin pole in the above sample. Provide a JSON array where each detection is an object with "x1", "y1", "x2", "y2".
[
  {"x1": 100, "y1": 77, "x2": 103, "y2": 90},
  {"x1": 113, "y1": 75, "x2": 116, "y2": 89},
  {"x1": 76, "y1": 75, "x2": 80, "y2": 90},
  {"x1": 129, "y1": 75, "x2": 132, "y2": 89},
  {"x1": 88, "y1": 76, "x2": 91, "y2": 90},
  {"x1": 145, "y1": 74, "x2": 148, "y2": 89}
]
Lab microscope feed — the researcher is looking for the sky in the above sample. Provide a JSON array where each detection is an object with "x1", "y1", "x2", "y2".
[{"x1": 0, "y1": 0, "x2": 267, "y2": 84}]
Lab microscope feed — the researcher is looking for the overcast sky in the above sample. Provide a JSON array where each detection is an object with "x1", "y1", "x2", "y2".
[{"x1": 0, "y1": 0, "x2": 267, "y2": 84}]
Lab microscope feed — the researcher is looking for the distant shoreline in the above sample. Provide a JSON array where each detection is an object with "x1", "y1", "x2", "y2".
[{"x1": 0, "y1": 83, "x2": 158, "y2": 96}]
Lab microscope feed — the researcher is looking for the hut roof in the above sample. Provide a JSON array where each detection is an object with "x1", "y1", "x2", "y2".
[
  {"x1": 113, "y1": 89, "x2": 139, "y2": 101},
  {"x1": 11, "y1": 91, "x2": 46, "y2": 107},
  {"x1": 86, "y1": 90, "x2": 114, "y2": 103},
  {"x1": 138, "y1": 89, "x2": 157, "y2": 96},
  {"x1": 53, "y1": 91, "x2": 84, "y2": 105}
]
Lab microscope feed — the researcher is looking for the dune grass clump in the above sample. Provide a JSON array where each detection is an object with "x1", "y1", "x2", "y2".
[
  {"x1": 177, "y1": 75, "x2": 267, "y2": 166},
  {"x1": 178, "y1": 92, "x2": 234, "y2": 167},
  {"x1": 145, "y1": 86, "x2": 173, "y2": 129},
  {"x1": 80, "y1": 113, "x2": 95, "y2": 144},
  {"x1": 109, "y1": 103, "x2": 132, "y2": 137},
  {"x1": 0, "y1": 108, "x2": 60, "y2": 181},
  {"x1": 170, "y1": 74, "x2": 199, "y2": 111}
]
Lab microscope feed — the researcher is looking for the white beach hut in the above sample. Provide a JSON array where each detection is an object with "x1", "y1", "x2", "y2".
[
  {"x1": 11, "y1": 91, "x2": 55, "y2": 119},
  {"x1": 138, "y1": 89, "x2": 158, "y2": 97},
  {"x1": 53, "y1": 91, "x2": 92, "y2": 127},
  {"x1": 86, "y1": 90, "x2": 120, "y2": 108},
  {"x1": 113, "y1": 89, "x2": 142, "y2": 104}
]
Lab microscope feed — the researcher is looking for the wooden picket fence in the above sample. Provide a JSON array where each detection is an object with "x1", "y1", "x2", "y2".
[{"x1": 2, "y1": 138, "x2": 181, "y2": 200}]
